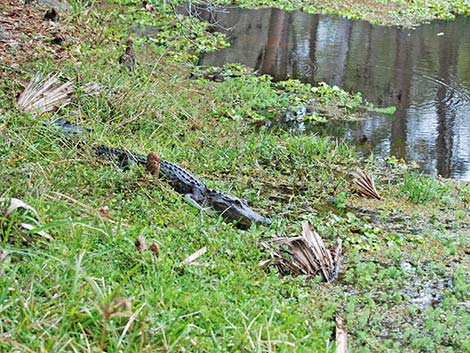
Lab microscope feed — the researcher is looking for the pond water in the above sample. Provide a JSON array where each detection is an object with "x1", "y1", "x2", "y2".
[{"x1": 196, "y1": 6, "x2": 470, "y2": 180}]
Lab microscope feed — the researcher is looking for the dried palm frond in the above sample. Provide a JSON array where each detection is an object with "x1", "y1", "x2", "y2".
[
  {"x1": 352, "y1": 168, "x2": 381, "y2": 200},
  {"x1": 260, "y1": 221, "x2": 342, "y2": 282},
  {"x1": 17, "y1": 73, "x2": 74, "y2": 113}
]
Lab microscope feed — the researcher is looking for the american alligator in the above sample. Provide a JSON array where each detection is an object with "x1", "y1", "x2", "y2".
[
  {"x1": 53, "y1": 119, "x2": 271, "y2": 227},
  {"x1": 91, "y1": 145, "x2": 272, "y2": 228}
]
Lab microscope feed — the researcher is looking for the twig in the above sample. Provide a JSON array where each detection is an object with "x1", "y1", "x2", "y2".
[
  {"x1": 48, "y1": 191, "x2": 127, "y2": 226},
  {"x1": 182, "y1": 246, "x2": 207, "y2": 265},
  {"x1": 117, "y1": 303, "x2": 147, "y2": 348}
]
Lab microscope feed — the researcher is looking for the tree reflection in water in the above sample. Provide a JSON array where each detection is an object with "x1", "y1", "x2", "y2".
[{"x1": 198, "y1": 6, "x2": 470, "y2": 180}]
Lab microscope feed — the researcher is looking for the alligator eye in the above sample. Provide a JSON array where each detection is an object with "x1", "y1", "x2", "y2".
[{"x1": 230, "y1": 199, "x2": 243, "y2": 207}]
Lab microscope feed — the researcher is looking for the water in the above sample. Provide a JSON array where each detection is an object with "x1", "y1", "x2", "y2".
[{"x1": 196, "y1": 6, "x2": 470, "y2": 180}]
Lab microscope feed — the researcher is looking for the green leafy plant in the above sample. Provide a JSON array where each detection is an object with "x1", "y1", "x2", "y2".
[{"x1": 400, "y1": 171, "x2": 453, "y2": 204}]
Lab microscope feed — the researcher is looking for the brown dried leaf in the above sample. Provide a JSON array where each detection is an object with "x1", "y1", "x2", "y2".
[
  {"x1": 260, "y1": 221, "x2": 342, "y2": 282},
  {"x1": 99, "y1": 205, "x2": 110, "y2": 218},
  {"x1": 149, "y1": 243, "x2": 160, "y2": 257},
  {"x1": 352, "y1": 168, "x2": 381, "y2": 200}
]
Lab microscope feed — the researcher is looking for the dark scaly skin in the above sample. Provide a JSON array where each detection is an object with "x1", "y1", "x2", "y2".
[
  {"x1": 91, "y1": 145, "x2": 271, "y2": 227},
  {"x1": 52, "y1": 120, "x2": 271, "y2": 227},
  {"x1": 205, "y1": 190, "x2": 272, "y2": 228}
]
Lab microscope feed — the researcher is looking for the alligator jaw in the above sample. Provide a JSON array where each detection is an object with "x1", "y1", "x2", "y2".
[
  {"x1": 206, "y1": 190, "x2": 271, "y2": 228},
  {"x1": 235, "y1": 210, "x2": 272, "y2": 228}
]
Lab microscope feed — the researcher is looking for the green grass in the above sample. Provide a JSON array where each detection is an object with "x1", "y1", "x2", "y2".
[
  {"x1": 219, "y1": 0, "x2": 470, "y2": 27},
  {"x1": 400, "y1": 171, "x2": 454, "y2": 204},
  {"x1": 1, "y1": 1, "x2": 469, "y2": 352}
]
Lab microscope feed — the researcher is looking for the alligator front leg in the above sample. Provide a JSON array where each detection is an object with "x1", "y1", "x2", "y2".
[
  {"x1": 184, "y1": 193, "x2": 205, "y2": 211},
  {"x1": 183, "y1": 187, "x2": 213, "y2": 212}
]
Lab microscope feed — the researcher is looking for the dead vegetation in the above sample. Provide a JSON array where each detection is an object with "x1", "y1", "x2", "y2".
[
  {"x1": 0, "y1": 197, "x2": 52, "y2": 242},
  {"x1": 16, "y1": 71, "x2": 100, "y2": 113},
  {"x1": 0, "y1": 0, "x2": 76, "y2": 73},
  {"x1": 146, "y1": 152, "x2": 161, "y2": 180},
  {"x1": 335, "y1": 315, "x2": 348, "y2": 353},
  {"x1": 17, "y1": 73, "x2": 74, "y2": 113},
  {"x1": 260, "y1": 221, "x2": 342, "y2": 282},
  {"x1": 352, "y1": 168, "x2": 381, "y2": 200}
]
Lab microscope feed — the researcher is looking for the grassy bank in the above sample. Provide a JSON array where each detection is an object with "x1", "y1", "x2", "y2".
[
  {"x1": 227, "y1": 0, "x2": 470, "y2": 27},
  {"x1": 0, "y1": 1, "x2": 469, "y2": 352}
]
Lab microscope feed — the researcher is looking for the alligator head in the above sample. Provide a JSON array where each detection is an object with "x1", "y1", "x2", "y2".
[
  {"x1": 205, "y1": 190, "x2": 272, "y2": 228},
  {"x1": 284, "y1": 104, "x2": 307, "y2": 123}
]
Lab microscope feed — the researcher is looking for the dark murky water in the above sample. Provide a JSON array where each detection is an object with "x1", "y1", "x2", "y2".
[{"x1": 197, "y1": 6, "x2": 470, "y2": 180}]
